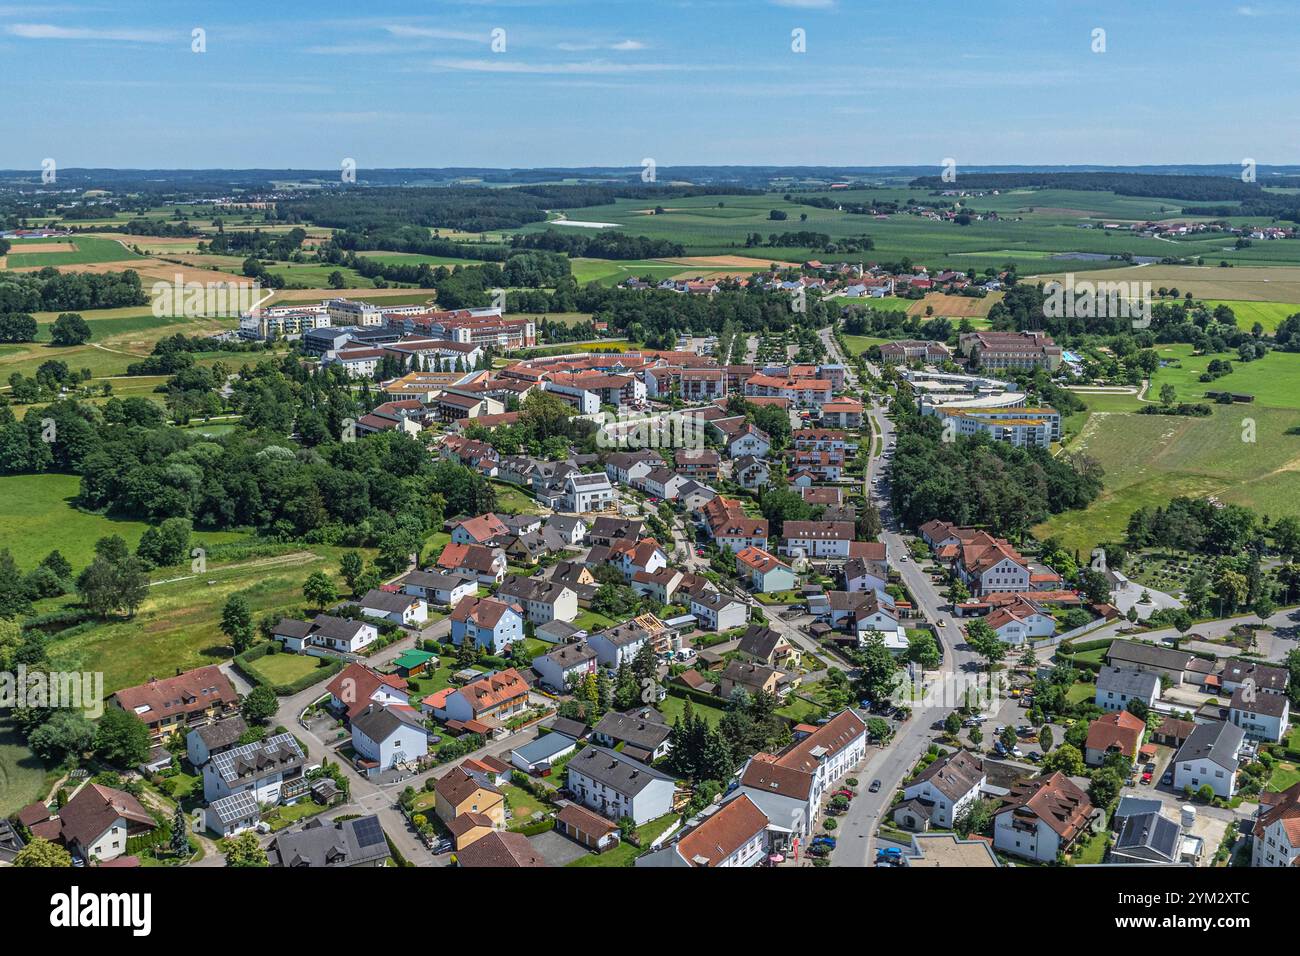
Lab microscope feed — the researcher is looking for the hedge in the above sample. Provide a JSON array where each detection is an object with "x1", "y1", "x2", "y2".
[
  {"x1": 512, "y1": 817, "x2": 556, "y2": 837},
  {"x1": 234, "y1": 642, "x2": 345, "y2": 696}
]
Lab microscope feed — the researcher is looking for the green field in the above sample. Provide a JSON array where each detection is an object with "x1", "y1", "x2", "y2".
[
  {"x1": 1034, "y1": 397, "x2": 1300, "y2": 556},
  {"x1": 0, "y1": 718, "x2": 50, "y2": 816},
  {"x1": 1149, "y1": 344, "x2": 1300, "y2": 408},
  {"x1": 0, "y1": 474, "x2": 167, "y2": 567},
  {"x1": 43, "y1": 544, "x2": 353, "y2": 695},
  {"x1": 1204, "y1": 300, "x2": 1300, "y2": 334},
  {"x1": 3, "y1": 236, "x2": 142, "y2": 269}
]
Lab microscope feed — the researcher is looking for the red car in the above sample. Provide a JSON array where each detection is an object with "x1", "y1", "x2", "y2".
[
  {"x1": 1141, "y1": 771, "x2": 1153, "y2": 785},
  {"x1": 834, "y1": 788, "x2": 856, "y2": 799}
]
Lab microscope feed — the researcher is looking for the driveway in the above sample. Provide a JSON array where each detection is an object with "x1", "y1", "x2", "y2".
[{"x1": 528, "y1": 829, "x2": 590, "y2": 867}]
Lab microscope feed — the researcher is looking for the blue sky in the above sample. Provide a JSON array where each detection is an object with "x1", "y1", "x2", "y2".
[{"x1": 1, "y1": 0, "x2": 1297, "y2": 169}]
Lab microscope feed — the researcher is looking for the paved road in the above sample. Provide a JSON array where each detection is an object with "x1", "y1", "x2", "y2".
[{"x1": 824, "y1": 328, "x2": 984, "y2": 867}]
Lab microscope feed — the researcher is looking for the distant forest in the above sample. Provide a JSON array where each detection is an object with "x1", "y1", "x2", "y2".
[{"x1": 909, "y1": 171, "x2": 1265, "y2": 203}]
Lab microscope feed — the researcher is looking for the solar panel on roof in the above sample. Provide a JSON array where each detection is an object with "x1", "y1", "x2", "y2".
[{"x1": 352, "y1": 816, "x2": 385, "y2": 848}]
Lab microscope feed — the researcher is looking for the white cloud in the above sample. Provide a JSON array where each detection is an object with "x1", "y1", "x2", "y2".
[
  {"x1": 770, "y1": 0, "x2": 835, "y2": 8},
  {"x1": 5, "y1": 22, "x2": 174, "y2": 42},
  {"x1": 557, "y1": 38, "x2": 647, "y2": 51},
  {"x1": 384, "y1": 24, "x2": 487, "y2": 42}
]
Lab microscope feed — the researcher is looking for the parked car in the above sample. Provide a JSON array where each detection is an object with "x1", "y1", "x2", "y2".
[
  {"x1": 869, "y1": 779, "x2": 882, "y2": 793},
  {"x1": 1141, "y1": 771, "x2": 1154, "y2": 785},
  {"x1": 834, "y1": 788, "x2": 856, "y2": 799},
  {"x1": 876, "y1": 847, "x2": 903, "y2": 862},
  {"x1": 811, "y1": 835, "x2": 837, "y2": 848},
  {"x1": 808, "y1": 843, "x2": 831, "y2": 858},
  {"x1": 1161, "y1": 769, "x2": 1174, "y2": 786},
  {"x1": 1026, "y1": 751, "x2": 1043, "y2": 763}
]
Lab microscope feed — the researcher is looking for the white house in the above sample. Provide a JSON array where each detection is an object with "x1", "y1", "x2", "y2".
[
  {"x1": 349, "y1": 704, "x2": 431, "y2": 775},
  {"x1": 273, "y1": 614, "x2": 379, "y2": 654},
  {"x1": 185, "y1": 716, "x2": 248, "y2": 768},
  {"x1": 899, "y1": 749, "x2": 986, "y2": 829},
  {"x1": 690, "y1": 590, "x2": 749, "y2": 632},
  {"x1": 532, "y1": 642, "x2": 599, "y2": 692},
  {"x1": 984, "y1": 598, "x2": 1055, "y2": 646},
  {"x1": 202, "y1": 733, "x2": 307, "y2": 804},
  {"x1": 565, "y1": 746, "x2": 676, "y2": 825},
  {"x1": 727, "y1": 423, "x2": 771, "y2": 458},
  {"x1": 496, "y1": 576, "x2": 578, "y2": 625},
  {"x1": 1094, "y1": 666, "x2": 1160, "y2": 713},
  {"x1": 561, "y1": 472, "x2": 616, "y2": 514},
  {"x1": 636, "y1": 794, "x2": 770, "y2": 868},
  {"x1": 1173, "y1": 722, "x2": 1245, "y2": 799},
  {"x1": 398, "y1": 569, "x2": 478, "y2": 608},
  {"x1": 639, "y1": 467, "x2": 689, "y2": 501},
  {"x1": 357, "y1": 589, "x2": 428, "y2": 627},
  {"x1": 587, "y1": 619, "x2": 655, "y2": 668},
  {"x1": 1230, "y1": 687, "x2": 1290, "y2": 743},
  {"x1": 1251, "y1": 782, "x2": 1300, "y2": 867},
  {"x1": 780, "y1": 521, "x2": 855, "y2": 561},
  {"x1": 993, "y1": 772, "x2": 1093, "y2": 864}
]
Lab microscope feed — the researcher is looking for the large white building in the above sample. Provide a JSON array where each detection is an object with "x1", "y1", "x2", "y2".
[
  {"x1": 565, "y1": 746, "x2": 676, "y2": 825},
  {"x1": 1173, "y1": 722, "x2": 1245, "y2": 799}
]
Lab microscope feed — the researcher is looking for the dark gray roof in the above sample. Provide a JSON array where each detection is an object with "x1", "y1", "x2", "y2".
[
  {"x1": 566, "y1": 745, "x2": 674, "y2": 797},
  {"x1": 910, "y1": 748, "x2": 985, "y2": 802},
  {"x1": 498, "y1": 575, "x2": 574, "y2": 605},
  {"x1": 1113, "y1": 795, "x2": 1163, "y2": 823},
  {"x1": 1174, "y1": 721, "x2": 1245, "y2": 771},
  {"x1": 592, "y1": 711, "x2": 672, "y2": 751},
  {"x1": 359, "y1": 589, "x2": 419, "y2": 613},
  {"x1": 737, "y1": 625, "x2": 784, "y2": 661},
  {"x1": 1114, "y1": 811, "x2": 1180, "y2": 863},
  {"x1": 536, "y1": 620, "x2": 582, "y2": 642},
  {"x1": 269, "y1": 815, "x2": 390, "y2": 868},
  {"x1": 350, "y1": 704, "x2": 428, "y2": 744},
  {"x1": 1096, "y1": 666, "x2": 1161, "y2": 699},
  {"x1": 401, "y1": 569, "x2": 475, "y2": 591},
  {"x1": 548, "y1": 717, "x2": 589, "y2": 739},
  {"x1": 1220, "y1": 659, "x2": 1289, "y2": 692},
  {"x1": 274, "y1": 618, "x2": 314, "y2": 639},
  {"x1": 209, "y1": 733, "x2": 305, "y2": 785},
  {"x1": 1230, "y1": 686, "x2": 1289, "y2": 718},
  {"x1": 1106, "y1": 640, "x2": 1193, "y2": 671},
  {"x1": 192, "y1": 716, "x2": 248, "y2": 750},
  {"x1": 308, "y1": 614, "x2": 370, "y2": 641}
]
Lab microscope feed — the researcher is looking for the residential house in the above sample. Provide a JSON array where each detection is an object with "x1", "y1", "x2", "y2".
[
  {"x1": 984, "y1": 597, "x2": 1055, "y2": 646},
  {"x1": 357, "y1": 589, "x2": 428, "y2": 627},
  {"x1": 532, "y1": 642, "x2": 599, "y2": 692},
  {"x1": 431, "y1": 668, "x2": 531, "y2": 727},
  {"x1": 185, "y1": 716, "x2": 248, "y2": 768},
  {"x1": 451, "y1": 513, "x2": 510, "y2": 547},
  {"x1": 730, "y1": 710, "x2": 868, "y2": 841},
  {"x1": 450, "y1": 596, "x2": 526, "y2": 654},
  {"x1": 993, "y1": 772, "x2": 1093, "y2": 864},
  {"x1": 690, "y1": 590, "x2": 749, "y2": 632},
  {"x1": 543, "y1": 514, "x2": 589, "y2": 548},
  {"x1": 587, "y1": 616, "x2": 662, "y2": 668},
  {"x1": 436, "y1": 542, "x2": 508, "y2": 586},
  {"x1": 898, "y1": 749, "x2": 987, "y2": 830},
  {"x1": 561, "y1": 472, "x2": 617, "y2": 514},
  {"x1": 326, "y1": 663, "x2": 411, "y2": 721},
  {"x1": 434, "y1": 764, "x2": 506, "y2": 831},
  {"x1": 732, "y1": 454, "x2": 770, "y2": 490},
  {"x1": 1106, "y1": 640, "x2": 1214, "y2": 689},
  {"x1": 736, "y1": 624, "x2": 801, "y2": 670},
  {"x1": 636, "y1": 794, "x2": 770, "y2": 868},
  {"x1": 1110, "y1": 811, "x2": 1189, "y2": 867},
  {"x1": 1173, "y1": 721, "x2": 1246, "y2": 799},
  {"x1": 1094, "y1": 666, "x2": 1161, "y2": 713},
  {"x1": 1230, "y1": 687, "x2": 1290, "y2": 742},
  {"x1": 735, "y1": 546, "x2": 797, "y2": 594},
  {"x1": 48, "y1": 784, "x2": 158, "y2": 864},
  {"x1": 398, "y1": 569, "x2": 477, "y2": 608},
  {"x1": 496, "y1": 576, "x2": 578, "y2": 625},
  {"x1": 110, "y1": 666, "x2": 238, "y2": 742},
  {"x1": 565, "y1": 746, "x2": 676, "y2": 825},
  {"x1": 268, "y1": 815, "x2": 390, "y2": 868},
  {"x1": 587, "y1": 516, "x2": 644, "y2": 548},
  {"x1": 726, "y1": 422, "x2": 772, "y2": 458},
  {"x1": 780, "y1": 521, "x2": 856, "y2": 562},
  {"x1": 510, "y1": 732, "x2": 578, "y2": 775},
  {"x1": 350, "y1": 704, "x2": 431, "y2": 775},
  {"x1": 719, "y1": 660, "x2": 783, "y2": 699},
  {"x1": 675, "y1": 449, "x2": 720, "y2": 480},
  {"x1": 556, "y1": 803, "x2": 621, "y2": 853},
  {"x1": 1084, "y1": 710, "x2": 1146, "y2": 767},
  {"x1": 202, "y1": 732, "x2": 306, "y2": 804},
  {"x1": 455, "y1": 829, "x2": 548, "y2": 867},
  {"x1": 591, "y1": 708, "x2": 673, "y2": 762},
  {"x1": 1251, "y1": 782, "x2": 1300, "y2": 867},
  {"x1": 273, "y1": 615, "x2": 378, "y2": 654}
]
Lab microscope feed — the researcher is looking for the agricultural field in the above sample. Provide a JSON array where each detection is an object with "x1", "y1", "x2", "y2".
[
  {"x1": 1033, "y1": 399, "x2": 1300, "y2": 556},
  {"x1": 1033, "y1": 264, "x2": 1300, "y2": 303},
  {"x1": 2, "y1": 235, "x2": 142, "y2": 269},
  {"x1": 904, "y1": 291, "x2": 1002, "y2": 318},
  {"x1": 1203, "y1": 299, "x2": 1300, "y2": 334},
  {"x1": 1148, "y1": 343, "x2": 1300, "y2": 408}
]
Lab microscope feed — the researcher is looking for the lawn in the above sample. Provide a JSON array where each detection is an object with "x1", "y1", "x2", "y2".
[
  {"x1": 0, "y1": 718, "x2": 50, "y2": 816},
  {"x1": 246, "y1": 652, "x2": 330, "y2": 687},
  {"x1": 658, "y1": 691, "x2": 726, "y2": 727},
  {"x1": 1066, "y1": 681, "x2": 1098, "y2": 705},
  {"x1": 572, "y1": 610, "x2": 616, "y2": 633},
  {"x1": 491, "y1": 481, "x2": 541, "y2": 515},
  {"x1": 1267, "y1": 761, "x2": 1300, "y2": 793},
  {"x1": 503, "y1": 784, "x2": 551, "y2": 829},
  {"x1": 1204, "y1": 299, "x2": 1300, "y2": 334},
  {"x1": 566, "y1": 811, "x2": 679, "y2": 867}
]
